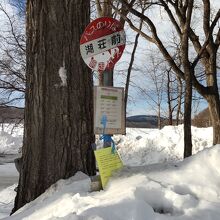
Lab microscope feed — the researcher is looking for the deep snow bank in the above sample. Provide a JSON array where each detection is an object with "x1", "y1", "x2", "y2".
[
  {"x1": 0, "y1": 124, "x2": 23, "y2": 154},
  {"x1": 4, "y1": 144, "x2": 220, "y2": 220},
  {"x1": 0, "y1": 125, "x2": 212, "y2": 164},
  {"x1": 114, "y1": 125, "x2": 213, "y2": 166}
]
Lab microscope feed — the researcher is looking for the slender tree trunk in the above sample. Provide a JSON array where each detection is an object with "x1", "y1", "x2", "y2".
[
  {"x1": 183, "y1": 69, "x2": 193, "y2": 158},
  {"x1": 13, "y1": 0, "x2": 95, "y2": 212},
  {"x1": 158, "y1": 103, "x2": 161, "y2": 129},
  {"x1": 182, "y1": 1, "x2": 194, "y2": 158},
  {"x1": 167, "y1": 70, "x2": 173, "y2": 125},
  {"x1": 176, "y1": 76, "x2": 183, "y2": 125},
  {"x1": 125, "y1": 21, "x2": 142, "y2": 113}
]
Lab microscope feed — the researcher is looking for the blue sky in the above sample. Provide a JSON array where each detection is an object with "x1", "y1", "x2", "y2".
[
  {"x1": 1, "y1": 0, "x2": 218, "y2": 117},
  {"x1": 110, "y1": 1, "x2": 219, "y2": 117}
]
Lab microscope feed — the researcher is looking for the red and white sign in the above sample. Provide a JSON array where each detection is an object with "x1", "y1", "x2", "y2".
[{"x1": 80, "y1": 17, "x2": 126, "y2": 72}]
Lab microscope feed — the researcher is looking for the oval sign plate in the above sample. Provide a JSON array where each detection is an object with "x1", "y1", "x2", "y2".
[{"x1": 80, "y1": 17, "x2": 126, "y2": 72}]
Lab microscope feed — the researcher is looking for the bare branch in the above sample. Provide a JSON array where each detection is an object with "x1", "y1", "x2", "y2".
[
  {"x1": 215, "y1": 28, "x2": 220, "y2": 46},
  {"x1": 159, "y1": 0, "x2": 182, "y2": 37},
  {"x1": 118, "y1": 0, "x2": 185, "y2": 80},
  {"x1": 202, "y1": 0, "x2": 211, "y2": 38},
  {"x1": 95, "y1": 0, "x2": 103, "y2": 16},
  {"x1": 0, "y1": 4, "x2": 25, "y2": 52}
]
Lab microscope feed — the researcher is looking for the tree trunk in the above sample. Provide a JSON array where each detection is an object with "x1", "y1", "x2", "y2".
[
  {"x1": 207, "y1": 94, "x2": 220, "y2": 144},
  {"x1": 183, "y1": 70, "x2": 193, "y2": 158},
  {"x1": 96, "y1": 0, "x2": 113, "y2": 87},
  {"x1": 158, "y1": 103, "x2": 161, "y2": 129},
  {"x1": 167, "y1": 70, "x2": 173, "y2": 125},
  {"x1": 182, "y1": 1, "x2": 194, "y2": 158},
  {"x1": 13, "y1": 0, "x2": 95, "y2": 212},
  {"x1": 203, "y1": 37, "x2": 220, "y2": 145},
  {"x1": 176, "y1": 76, "x2": 183, "y2": 125}
]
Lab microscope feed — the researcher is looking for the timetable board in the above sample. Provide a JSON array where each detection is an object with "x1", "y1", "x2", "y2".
[{"x1": 94, "y1": 86, "x2": 125, "y2": 134}]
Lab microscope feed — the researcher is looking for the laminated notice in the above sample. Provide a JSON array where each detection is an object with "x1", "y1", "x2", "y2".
[{"x1": 94, "y1": 147, "x2": 123, "y2": 188}]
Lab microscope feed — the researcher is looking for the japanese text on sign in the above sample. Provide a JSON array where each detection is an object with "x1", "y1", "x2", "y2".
[
  {"x1": 94, "y1": 147, "x2": 123, "y2": 188},
  {"x1": 83, "y1": 20, "x2": 122, "y2": 41},
  {"x1": 94, "y1": 86, "x2": 125, "y2": 134},
  {"x1": 80, "y1": 17, "x2": 126, "y2": 72},
  {"x1": 80, "y1": 31, "x2": 125, "y2": 59}
]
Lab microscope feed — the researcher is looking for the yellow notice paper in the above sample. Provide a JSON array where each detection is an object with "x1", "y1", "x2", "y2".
[{"x1": 94, "y1": 147, "x2": 123, "y2": 188}]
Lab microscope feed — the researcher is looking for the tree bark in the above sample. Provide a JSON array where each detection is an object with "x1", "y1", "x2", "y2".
[
  {"x1": 183, "y1": 69, "x2": 193, "y2": 158},
  {"x1": 176, "y1": 76, "x2": 183, "y2": 125},
  {"x1": 167, "y1": 70, "x2": 173, "y2": 125},
  {"x1": 207, "y1": 94, "x2": 220, "y2": 144},
  {"x1": 13, "y1": 0, "x2": 95, "y2": 212},
  {"x1": 157, "y1": 103, "x2": 161, "y2": 129},
  {"x1": 182, "y1": 0, "x2": 194, "y2": 158}
]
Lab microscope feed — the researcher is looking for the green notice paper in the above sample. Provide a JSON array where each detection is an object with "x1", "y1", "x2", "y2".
[
  {"x1": 101, "y1": 95, "x2": 118, "y2": 100},
  {"x1": 94, "y1": 147, "x2": 123, "y2": 188}
]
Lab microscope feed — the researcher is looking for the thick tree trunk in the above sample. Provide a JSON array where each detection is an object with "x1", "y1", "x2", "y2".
[
  {"x1": 13, "y1": 0, "x2": 95, "y2": 213},
  {"x1": 204, "y1": 41, "x2": 220, "y2": 145},
  {"x1": 207, "y1": 94, "x2": 220, "y2": 144}
]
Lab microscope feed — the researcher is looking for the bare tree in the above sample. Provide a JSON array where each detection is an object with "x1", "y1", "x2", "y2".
[
  {"x1": 145, "y1": 54, "x2": 166, "y2": 129},
  {"x1": 166, "y1": 67, "x2": 184, "y2": 125},
  {"x1": 116, "y1": 0, "x2": 220, "y2": 155}
]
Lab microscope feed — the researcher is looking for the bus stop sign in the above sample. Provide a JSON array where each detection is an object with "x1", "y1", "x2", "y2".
[{"x1": 80, "y1": 17, "x2": 126, "y2": 72}]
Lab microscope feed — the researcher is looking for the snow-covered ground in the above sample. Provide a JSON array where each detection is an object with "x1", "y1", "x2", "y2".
[
  {"x1": 0, "y1": 124, "x2": 23, "y2": 155},
  {"x1": 1, "y1": 124, "x2": 220, "y2": 220}
]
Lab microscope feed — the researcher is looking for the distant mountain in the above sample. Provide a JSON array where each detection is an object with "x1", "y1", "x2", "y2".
[
  {"x1": 127, "y1": 109, "x2": 212, "y2": 128},
  {"x1": 126, "y1": 115, "x2": 166, "y2": 128}
]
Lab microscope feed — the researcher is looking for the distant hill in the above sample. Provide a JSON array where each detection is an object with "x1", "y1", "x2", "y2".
[
  {"x1": 0, "y1": 106, "x2": 24, "y2": 123},
  {"x1": 127, "y1": 109, "x2": 212, "y2": 129},
  {"x1": 0, "y1": 107, "x2": 211, "y2": 128},
  {"x1": 126, "y1": 115, "x2": 167, "y2": 128}
]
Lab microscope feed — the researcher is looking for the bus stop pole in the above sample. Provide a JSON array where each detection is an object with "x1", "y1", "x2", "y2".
[{"x1": 99, "y1": 69, "x2": 113, "y2": 148}]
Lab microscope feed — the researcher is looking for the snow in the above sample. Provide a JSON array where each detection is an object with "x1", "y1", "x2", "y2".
[
  {"x1": 0, "y1": 185, "x2": 17, "y2": 219},
  {"x1": 1, "y1": 124, "x2": 220, "y2": 220},
  {"x1": 58, "y1": 66, "x2": 67, "y2": 86},
  {"x1": 98, "y1": 126, "x2": 213, "y2": 166},
  {"x1": 0, "y1": 124, "x2": 23, "y2": 155}
]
